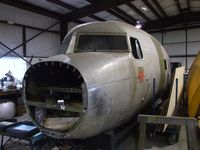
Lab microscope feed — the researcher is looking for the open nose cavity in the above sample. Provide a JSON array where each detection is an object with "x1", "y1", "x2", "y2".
[{"x1": 23, "y1": 61, "x2": 87, "y2": 131}]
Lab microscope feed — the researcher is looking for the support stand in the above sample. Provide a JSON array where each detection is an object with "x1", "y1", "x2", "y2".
[
  {"x1": 65, "y1": 119, "x2": 138, "y2": 150},
  {"x1": 137, "y1": 114, "x2": 199, "y2": 150}
]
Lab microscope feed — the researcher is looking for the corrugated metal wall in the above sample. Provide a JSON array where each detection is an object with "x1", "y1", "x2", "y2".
[
  {"x1": 0, "y1": 3, "x2": 199, "y2": 72},
  {"x1": 0, "y1": 3, "x2": 60, "y2": 59},
  {"x1": 151, "y1": 28, "x2": 200, "y2": 72}
]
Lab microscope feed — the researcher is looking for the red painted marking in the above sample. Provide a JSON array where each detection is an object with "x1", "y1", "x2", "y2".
[{"x1": 138, "y1": 67, "x2": 144, "y2": 82}]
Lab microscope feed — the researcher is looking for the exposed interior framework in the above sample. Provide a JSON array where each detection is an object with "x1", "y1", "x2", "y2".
[{"x1": 24, "y1": 61, "x2": 86, "y2": 131}]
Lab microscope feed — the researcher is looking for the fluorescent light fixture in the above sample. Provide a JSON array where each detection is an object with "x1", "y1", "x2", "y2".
[
  {"x1": 135, "y1": 21, "x2": 142, "y2": 29},
  {"x1": 136, "y1": 24, "x2": 142, "y2": 29},
  {"x1": 141, "y1": 6, "x2": 147, "y2": 11}
]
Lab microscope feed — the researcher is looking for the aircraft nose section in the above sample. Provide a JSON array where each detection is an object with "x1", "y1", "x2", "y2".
[
  {"x1": 23, "y1": 53, "x2": 136, "y2": 138},
  {"x1": 23, "y1": 61, "x2": 87, "y2": 132}
]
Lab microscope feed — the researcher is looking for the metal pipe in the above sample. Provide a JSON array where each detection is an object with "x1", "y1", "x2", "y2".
[
  {"x1": 185, "y1": 27, "x2": 188, "y2": 72},
  {"x1": 161, "y1": 29, "x2": 164, "y2": 45},
  {"x1": 22, "y1": 26, "x2": 27, "y2": 57}
]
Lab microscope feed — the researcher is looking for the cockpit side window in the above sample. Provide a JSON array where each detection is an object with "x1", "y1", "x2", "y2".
[{"x1": 130, "y1": 37, "x2": 143, "y2": 59}]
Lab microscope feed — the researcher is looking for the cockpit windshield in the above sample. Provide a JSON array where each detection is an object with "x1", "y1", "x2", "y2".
[
  {"x1": 59, "y1": 33, "x2": 73, "y2": 54},
  {"x1": 75, "y1": 34, "x2": 128, "y2": 52}
]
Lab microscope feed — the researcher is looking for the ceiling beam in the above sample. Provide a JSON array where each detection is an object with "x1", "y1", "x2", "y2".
[
  {"x1": 141, "y1": 0, "x2": 162, "y2": 19},
  {"x1": 143, "y1": 12, "x2": 200, "y2": 31},
  {"x1": 107, "y1": 9, "x2": 135, "y2": 25},
  {"x1": 88, "y1": 15, "x2": 105, "y2": 21},
  {"x1": 88, "y1": 0, "x2": 136, "y2": 24},
  {"x1": 0, "y1": 0, "x2": 62, "y2": 19},
  {"x1": 151, "y1": 0, "x2": 168, "y2": 18},
  {"x1": 47, "y1": 0, "x2": 75, "y2": 10},
  {"x1": 149, "y1": 23, "x2": 200, "y2": 33},
  {"x1": 47, "y1": 0, "x2": 105, "y2": 21},
  {"x1": 174, "y1": 0, "x2": 182, "y2": 14},
  {"x1": 126, "y1": 3, "x2": 151, "y2": 21},
  {"x1": 112, "y1": 7, "x2": 137, "y2": 22},
  {"x1": 62, "y1": 0, "x2": 136, "y2": 23}
]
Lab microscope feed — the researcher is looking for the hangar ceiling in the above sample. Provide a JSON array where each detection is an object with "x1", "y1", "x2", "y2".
[{"x1": 1, "y1": 0, "x2": 200, "y2": 32}]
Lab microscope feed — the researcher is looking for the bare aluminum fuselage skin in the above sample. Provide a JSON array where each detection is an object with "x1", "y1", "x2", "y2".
[{"x1": 23, "y1": 21, "x2": 170, "y2": 139}]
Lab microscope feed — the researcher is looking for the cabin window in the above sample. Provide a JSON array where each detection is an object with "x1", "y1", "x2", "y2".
[
  {"x1": 130, "y1": 37, "x2": 143, "y2": 59},
  {"x1": 164, "y1": 59, "x2": 167, "y2": 70},
  {"x1": 76, "y1": 34, "x2": 128, "y2": 52}
]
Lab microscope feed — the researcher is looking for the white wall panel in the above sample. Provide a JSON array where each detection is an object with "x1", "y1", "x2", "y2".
[
  {"x1": 164, "y1": 44, "x2": 185, "y2": 55},
  {"x1": 0, "y1": 23, "x2": 23, "y2": 56},
  {"x1": 26, "y1": 29, "x2": 60, "y2": 57},
  {"x1": 151, "y1": 33, "x2": 162, "y2": 43},
  {"x1": 188, "y1": 42, "x2": 200, "y2": 55},
  {"x1": 0, "y1": 3, "x2": 60, "y2": 59},
  {"x1": 187, "y1": 57, "x2": 195, "y2": 70},
  {"x1": 0, "y1": 45, "x2": 7, "y2": 56},
  {"x1": 0, "y1": 3, "x2": 58, "y2": 29},
  {"x1": 26, "y1": 29, "x2": 40, "y2": 39},
  {"x1": 188, "y1": 28, "x2": 200, "y2": 41},
  {"x1": 151, "y1": 27, "x2": 200, "y2": 71},
  {"x1": 163, "y1": 30, "x2": 185, "y2": 43}
]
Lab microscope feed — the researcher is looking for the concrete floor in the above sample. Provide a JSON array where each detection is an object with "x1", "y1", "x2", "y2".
[
  {"x1": 0, "y1": 114, "x2": 189, "y2": 150},
  {"x1": 144, "y1": 127, "x2": 187, "y2": 150},
  {"x1": 117, "y1": 126, "x2": 187, "y2": 150}
]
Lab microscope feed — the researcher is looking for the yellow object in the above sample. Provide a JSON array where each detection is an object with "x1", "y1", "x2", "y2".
[{"x1": 186, "y1": 51, "x2": 200, "y2": 117}]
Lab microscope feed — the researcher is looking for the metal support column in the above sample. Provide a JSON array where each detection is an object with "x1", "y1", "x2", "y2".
[
  {"x1": 60, "y1": 21, "x2": 68, "y2": 42},
  {"x1": 184, "y1": 12, "x2": 188, "y2": 72},
  {"x1": 161, "y1": 29, "x2": 164, "y2": 45},
  {"x1": 138, "y1": 122, "x2": 146, "y2": 150},
  {"x1": 22, "y1": 26, "x2": 27, "y2": 57},
  {"x1": 185, "y1": 27, "x2": 188, "y2": 72},
  {"x1": 0, "y1": 135, "x2": 4, "y2": 150}
]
